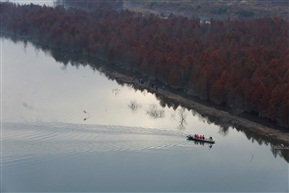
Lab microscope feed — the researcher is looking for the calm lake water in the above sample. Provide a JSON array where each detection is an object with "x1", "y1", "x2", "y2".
[{"x1": 1, "y1": 37, "x2": 288, "y2": 192}]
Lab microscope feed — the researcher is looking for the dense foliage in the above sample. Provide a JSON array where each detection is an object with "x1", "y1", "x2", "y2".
[{"x1": 1, "y1": 2, "x2": 288, "y2": 128}]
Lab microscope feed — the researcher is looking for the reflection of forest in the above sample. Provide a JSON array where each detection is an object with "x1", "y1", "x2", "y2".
[
  {"x1": 177, "y1": 108, "x2": 187, "y2": 130},
  {"x1": 128, "y1": 100, "x2": 142, "y2": 113},
  {"x1": 146, "y1": 104, "x2": 165, "y2": 119},
  {"x1": 2, "y1": 35, "x2": 288, "y2": 163},
  {"x1": 155, "y1": 92, "x2": 289, "y2": 162}
]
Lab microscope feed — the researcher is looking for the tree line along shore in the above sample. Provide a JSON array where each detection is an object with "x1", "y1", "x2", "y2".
[
  {"x1": 1, "y1": 2, "x2": 288, "y2": 130},
  {"x1": 109, "y1": 70, "x2": 289, "y2": 146}
]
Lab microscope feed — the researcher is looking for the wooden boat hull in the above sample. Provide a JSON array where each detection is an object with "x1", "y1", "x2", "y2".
[{"x1": 187, "y1": 135, "x2": 215, "y2": 144}]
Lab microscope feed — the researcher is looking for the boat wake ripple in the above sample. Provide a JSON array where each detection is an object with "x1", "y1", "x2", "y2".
[{"x1": 1, "y1": 122, "x2": 195, "y2": 166}]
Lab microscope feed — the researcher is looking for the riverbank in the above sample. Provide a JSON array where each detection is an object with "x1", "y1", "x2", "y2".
[
  {"x1": 2, "y1": 32, "x2": 289, "y2": 146},
  {"x1": 107, "y1": 70, "x2": 289, "y2": 146}
]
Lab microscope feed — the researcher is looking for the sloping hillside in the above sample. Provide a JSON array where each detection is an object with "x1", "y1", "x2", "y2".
[{"x1": 124, "y1": 0, "x2": 289, "y2": 19}]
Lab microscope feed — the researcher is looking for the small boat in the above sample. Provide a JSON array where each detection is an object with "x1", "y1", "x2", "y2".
[{"x1": 187, "y1": 135, "x2": 215, "y2": 144}]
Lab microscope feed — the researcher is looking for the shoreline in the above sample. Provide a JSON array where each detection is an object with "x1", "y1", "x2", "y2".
[
  {"x1": 108, "y1": 70, "x2": 289, "y2": 146},
  {"x1": 2, "y1": 33, "x2": 289, "y2": 146}
]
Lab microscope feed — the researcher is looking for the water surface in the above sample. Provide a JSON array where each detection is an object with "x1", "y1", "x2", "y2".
[{"x1": 1, "y1": 38, "x2": 288, "y2": 192}]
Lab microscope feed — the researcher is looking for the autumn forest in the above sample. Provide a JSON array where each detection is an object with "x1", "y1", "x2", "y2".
[{"x1": 1, "y1": 2, "x2": 288, "y2": 129}]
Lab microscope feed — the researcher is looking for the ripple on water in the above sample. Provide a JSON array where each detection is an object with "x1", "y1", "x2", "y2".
[{"x1": 1, "y1": 122, "x2": 194, "y2": 166}]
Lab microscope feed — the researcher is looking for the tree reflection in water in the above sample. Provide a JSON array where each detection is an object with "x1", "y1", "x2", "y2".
[
  {"x1": 146, "y1": 104, "x2": 165, "y2": 119},
  {"x1": 128, "y1": 100, "x2": 142, "y2": 113},
  {"x1": 218, "y1": 125, "x2": 230, "y2": 136},
  {"x1": 177, "y1": 107, "x2": 187, "y2": 130},
  {"x1": 112, "y1": 88, "x2": 120, "y2": 96}
]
